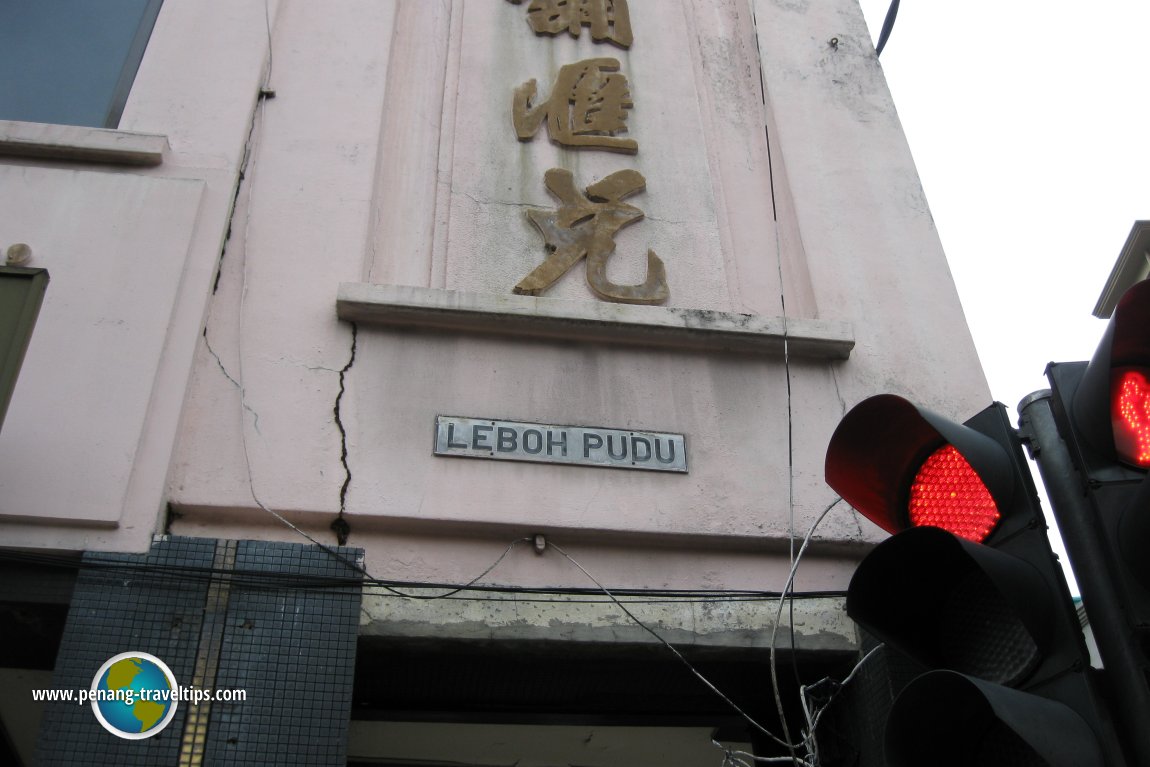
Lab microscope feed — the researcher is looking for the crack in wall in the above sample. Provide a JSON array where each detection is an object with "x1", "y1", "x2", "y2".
[
  {"x1": 202, "y1": 327, "x2": 261, "y2": 434},
  {"x1": 211, "y1": 90, "x2": 274, "y2": 296},
  {"x1": 331, "y1": 322, "x2": 359, "y2": 545},
  {"x1": 644, "y1": 214, "x2": 692, "y2": 225},
  {"x1": 456, "y1": 189, "x2": 543, "y2": 210},
  {"x1": 199, "y1": 85, "x2": 276, "y2": 445},
  {"x1": 455, "y1": 190, "x2": 693, "y2": 226}
]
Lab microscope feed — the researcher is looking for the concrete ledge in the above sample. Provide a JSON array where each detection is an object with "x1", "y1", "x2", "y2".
[
  {"x1": 360, "y1": 589, "x2": 857, "y2": 653},
  {"x1": 337, "y1": 283, "x2": 854, "y2": 359},
  {"x1": 168, "y1": 502, "x2": 880, "y2": 555},
  {"x1": 0, "y1": 120, "x2": 168, "y2": 166}
]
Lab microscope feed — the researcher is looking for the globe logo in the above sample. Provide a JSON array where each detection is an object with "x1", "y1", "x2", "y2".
[{"x1": 90, "y1": 652, "x2": 179, "y2": 739}]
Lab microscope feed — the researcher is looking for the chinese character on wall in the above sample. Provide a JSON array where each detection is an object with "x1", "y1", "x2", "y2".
[
  {"x1": 513, "y1": 168, "x2": 668, "y2": 305},
  {"x1": 507, "y1": 0, "x2": 669, "y2": 305},
  {"x1": 507, "y1": 0, "x2": 633, "y2": 49},
  {"x1": 513, "y1": 58, "x2": 637, "y2": 154}
]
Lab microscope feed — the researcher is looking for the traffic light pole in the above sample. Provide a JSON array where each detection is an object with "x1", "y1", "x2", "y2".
[{"x1": 1017, "y1": 390, "x2": 1150, "y2": 767}]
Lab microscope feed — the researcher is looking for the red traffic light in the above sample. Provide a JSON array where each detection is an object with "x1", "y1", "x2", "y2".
[
  {"x1": 1113, "y1": 367, "x2": 1150, "y2": 467},
  {"x1": 909, "y1": 444, "x2": 1001, "y2": 542},
  {"x1": 832, "y1": 400, "x2": 1110, "y2": 764},
  {"x1": 1073, "y1": 279, "x2": 1150, "y2": 469},
  {"x1": 825, "y1": 395, "x2": 1014, "y2": 543}
]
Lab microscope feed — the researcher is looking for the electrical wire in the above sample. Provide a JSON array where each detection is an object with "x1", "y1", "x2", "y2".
[
  {"x1": 262, "y1": 0, "x2": 274, "y2": 87},
  {"x1": 0, "y1": 547, "x2": 847, "y2": 603},
  {"x1": 799, "y1": 642, "x2": 883, "y2": 757},
  {"x1": 9, "y1": 514, "x2": 867, "y2": 767},
  {"x1": 874, "y1": 0, "x2": 900, "y2": 57},
  {"x1": 778, "y1": 224, "x2": 800, "y2": 767},
  {"x1": 11, "y1": 497, "x2": 860, "y2": 766},
  {"x1": 372, "y1": 537, "x2": 532, "y2": 599},
  {"x1": 797, "y1": 644, "x2": 883, "y2": 766},
  {"x1": 766, "y1": 496, "x2": 844, "y2": 762},
  {"x1": 759, "y1": 7, "x2": 816, "y2": 754},
  {"x1": 8, "y1": 528, "x2": 863, "y2": 767},
  {"x1": 713, "y1": 741, "x2": 809, "y2": 766},
  {"x1": 9, "y1": 528, "x2": 872, "y2": 767},
  {"x1": 546, "y1": 539, "x2": 803, "y2": 757}
]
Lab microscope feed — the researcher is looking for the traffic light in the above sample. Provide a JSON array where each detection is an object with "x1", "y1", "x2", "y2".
[
  {"x1": 825, "y1": 396, "x2": 1110, "y2": 766},
  {"x1": 1042, "y1": 278, "x2": 1150, "y2": 765},
  {"x1": 1047, "y1": 279, "x2": 1150, "y2": 626}
]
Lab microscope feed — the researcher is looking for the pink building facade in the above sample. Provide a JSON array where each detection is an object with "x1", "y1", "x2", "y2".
[{"x1": 0, "y1": 1, "x2": 989, "y2": 764}]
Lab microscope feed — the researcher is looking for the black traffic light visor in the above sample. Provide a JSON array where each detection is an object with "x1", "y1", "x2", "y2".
[
  {"x1": 885, "y1": 670, "x2": 1104, "y2": 767},
  {"x1": 825, "y1": 395, "x2": 1015, "y2": 535},
  {"x1": 848, "y1": 526, "x2": 1053, "y2": 686}
]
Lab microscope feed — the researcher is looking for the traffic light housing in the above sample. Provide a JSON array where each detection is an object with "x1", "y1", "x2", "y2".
[
  {"x1": 1048, "y1": 279, "x2": 1150, "y2": 630},
  {"x1": 826, "y1": 397, "x2": 1108, "y2": 765}
]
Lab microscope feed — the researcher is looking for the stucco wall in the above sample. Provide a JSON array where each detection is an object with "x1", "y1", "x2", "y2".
[
  {"x1": 0, "y1": 0, "x2": 272, "y2": 551},
  {"x1": 0, "y1": 0, "x2": 988, "y2": 596}
]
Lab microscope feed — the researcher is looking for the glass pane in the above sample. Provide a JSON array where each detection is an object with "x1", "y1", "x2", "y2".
[{"x1": 0, "y1": 0, "x2": 163, "y2": 128}]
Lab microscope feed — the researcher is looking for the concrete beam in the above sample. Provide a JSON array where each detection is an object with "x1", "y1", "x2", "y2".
[
  {"x1": 360, "y1": 588, "x2": 857, "y2": 654},
  {"x1": 337, "y1": 283, "x2": 855, "y2": 360}
]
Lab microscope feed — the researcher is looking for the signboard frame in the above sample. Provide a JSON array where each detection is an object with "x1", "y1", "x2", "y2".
[{"x1": 434, "y1": 415, "x2": 688, "y2": 473}]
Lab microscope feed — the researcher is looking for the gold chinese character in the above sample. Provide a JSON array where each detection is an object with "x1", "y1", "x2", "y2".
[
  {"x1": 514, "y1": 167, "x2": 668, "y2": 305},
  {"x1": 513, "y1": 58, "x2": 637, "y2": 154},
  {"x1": 507, "y1": 0, "x2": 633, "y2": 49}
]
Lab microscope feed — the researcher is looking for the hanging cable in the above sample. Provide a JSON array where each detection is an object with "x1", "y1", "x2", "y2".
[
  {"x1": 767, "y1": 496, "x2": 843, "y2": 762},
  {"x1": 378, "y1": 537, "x2": 532, "y2": 599},
  {"x1": 874, "y1": 0, "x2": 900, "y2": 56},
  {"x1": 0, "y1": 548, "x2": 847, "y2": 604},
  {"x1": 547, "y1": 539, "x2": 807, "y2": 758},
  {"x1": 798, "y1": 643, "x2": 884, "y2": 765},
  {"x1": 713, "y1": 741, "x2": 810, "y2": 766}
]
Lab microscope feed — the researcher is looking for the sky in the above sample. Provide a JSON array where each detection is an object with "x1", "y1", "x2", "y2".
[
  {"x1": 855, "y1": 1, "x2": 1150, "y2": 592},
  {"x1": 856, "y1": 0, "x2": 1148, "y2": 412}
]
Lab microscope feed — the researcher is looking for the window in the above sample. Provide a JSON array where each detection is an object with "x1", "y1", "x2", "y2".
[{"x1": 0, "y1": 0, "x2": 164, "y2": 129}]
